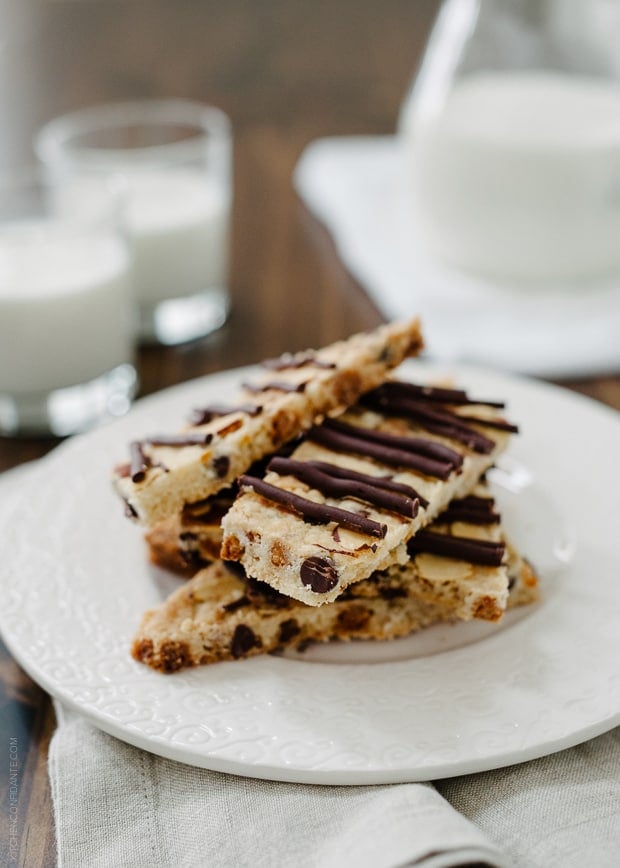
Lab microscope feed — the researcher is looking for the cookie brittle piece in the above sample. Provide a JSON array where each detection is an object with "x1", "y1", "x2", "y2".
[
  {"x1": 132, "y1": 502, "x2": 537, "y2": 672},
  {"x1": 113, "y1": 319, "x2": 424, "y2": 527},
  {"x1": 221, "y1": 380, "x2": 518, "y2": 605},
  {"x1": 146, "y1": 479, "x2": 521, "y2": 625}
]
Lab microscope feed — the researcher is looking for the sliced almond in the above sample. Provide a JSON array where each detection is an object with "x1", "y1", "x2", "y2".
[
  {"x1": 415, "y1": 552, "x2": 473, "y2": 582},
  {"x1": 451, "y1": 522, "x2": 497, "y2": 541}
]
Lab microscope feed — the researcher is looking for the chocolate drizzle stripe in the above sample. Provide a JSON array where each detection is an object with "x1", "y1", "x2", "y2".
[
  {"x1": 308, "y1": 423, "x2": 456, "y2": 480},
  {"x1": 238, "y1": 475, "x2": 387, "y2": 538},
  {"x1": 436, "y1": 505, "x2": 501, "y2": 525},
  {"x1": 407, "y1": 530, "x2": 506, "y2": 567},
  {"x1": 371, "y1": 381, "x2": 506, "y2": 409},
  {"x1": 129, "y1": 441, "x2": 151, "y2": 483},
  {"x1": 293, "y1": 460, "x2": 430, "y2": 509},
  {"x1": 268, "y1": 457, "x2": 420, "y2": 518},
  {"x1": 454, "y1": 495, "x2": 495, "y2": 508},
  {"x1": 363, "y1": 391, "x2": 497, "y2": 454},
  {"x1": 144, "y1": 433, "x2": 213, "y2": 447},
  {"x1": 436, "y1": 494, "x2": 500, "y2": 526},
  {"x1": 243, "y1": 380, "x2": 307, "y2": 394},
  {"x1": 325, "y1": 418, "x2": 464, "y2": 467},
  {"x1": 455, "y1": 414, "x2": 519, "y2": 434},
  {"x1": 261, "y1": 351, "x2": 336, "y2": 371},
  {"x1": 189, "y1": 403, "x2": 262, "y2": 425}
]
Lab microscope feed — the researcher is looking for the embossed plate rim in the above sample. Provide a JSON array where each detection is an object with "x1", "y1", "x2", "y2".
[{"x1": 1, "y1": 360, "x2": 619, "y2": 784}]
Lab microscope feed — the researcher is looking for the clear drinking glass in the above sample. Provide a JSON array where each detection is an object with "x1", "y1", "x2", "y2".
[
  {"x1": 36, "y1": 99, "x2": 232, "y2": 345},
  {"x1": 399, "y1": 0, "x2": 620, "y2": 286},
  {"x1": 0, "y1": 174, "x2": 136, "y2": 436}
]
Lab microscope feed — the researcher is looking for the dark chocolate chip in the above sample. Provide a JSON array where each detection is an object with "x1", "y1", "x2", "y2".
[
  {"x1": 245, "y1": 578, "x2": 291, "y2": 608},
  {"x1": 379, "y1": 586, "x2": 408, "y2": 600},
  {"x1": 223, "y1": 596, "x2": 250, "y2": 613},
  {"x1": 230, "y1": 624, "x2": 262, "y2": 659},
  {"x1": 223, "y1": 560, "x2": 247, "y2": 580},
  {"x1": 179, "y1": 549, "x2": 208, "y2": 571},
  {"x1": 300, "y1": 556, "x2": 338, "y2": 593},
  {"x1": 213, "y1": 455, "x2": 230, "y2": 478},
  {"x1": 278, "y1": 619, "x2": 301, "y2": 643}
]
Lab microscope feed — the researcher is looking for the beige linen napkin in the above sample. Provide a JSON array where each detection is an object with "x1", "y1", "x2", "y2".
[
  {"x1": 48, "y1": 703, "x2": 620, "y2": 868},
  {"x1": 49, "y1": 701, "x2": 506, "y2": 868},
  {"x1": 436, "y1": 728, "x2": 620, "y2": 867}
]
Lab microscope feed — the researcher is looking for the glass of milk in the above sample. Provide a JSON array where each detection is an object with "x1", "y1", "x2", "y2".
[
  {"x1": 0, "y1": 174, "x2": 136, "y2": 436},
  {"x1": 399, "y1": 0, "x2": 620, "y2": 287},
  {"x1": 35, "y1": 99, "x2": 232, "y2": 345}
]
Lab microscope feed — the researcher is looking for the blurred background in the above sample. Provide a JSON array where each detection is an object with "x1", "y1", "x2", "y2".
[
  {"x1": 2, "y1": 0, "x2": 618, "y2": 456},
  {"x1": 0, "y1": 0, "x2": 437, "y2": 372}
]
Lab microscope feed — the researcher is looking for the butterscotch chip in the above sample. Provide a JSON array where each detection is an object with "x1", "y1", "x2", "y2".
[
  {"x1": 333, "y1": 370, "x2": 362, "y2": 407},
  {"x1": 270, "y1": 540, "x2": 291, "y2": 567},
  {"x1": 337, "y1": 604, "x2": 371, "y2": 631},
  {"x1": 221, "y1": 535, "x2": 244, "y2": 561},
  {"x1": 271, "y1": 409, "x2": 298, "y2": 444},
  {"x1": 473, "y1": 596, "x2": 504, "y2": 622}
]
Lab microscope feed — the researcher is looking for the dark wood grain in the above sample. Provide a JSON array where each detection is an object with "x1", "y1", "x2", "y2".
[{"x1": 0, "y1": 2, "x2": 619, "y2": 865}]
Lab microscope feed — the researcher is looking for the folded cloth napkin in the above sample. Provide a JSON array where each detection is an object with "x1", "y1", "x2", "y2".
[
  {"x1": 294, "y1": 136, "x2": 620, "y2": 379},
  {"x1": 49, "y1": 702, "x2": 506, "y2": 868},
  {"x1": 48, "y1": 703, "x2": 620, "y2": 868}
]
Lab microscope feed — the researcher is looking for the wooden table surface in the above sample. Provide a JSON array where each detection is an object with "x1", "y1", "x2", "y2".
[{"x1": 1, "y1": 2, "x2": 619, "y2": 865}]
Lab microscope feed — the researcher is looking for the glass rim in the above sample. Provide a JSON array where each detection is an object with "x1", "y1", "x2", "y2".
[
  {"x1": 35, "y1": 98, "x2": 231, "y2": 167},
  {"x1": 0, "y1": 168, "x2": 127, "y2": 227}
]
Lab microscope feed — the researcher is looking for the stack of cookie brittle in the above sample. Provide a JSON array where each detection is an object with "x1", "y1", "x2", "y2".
[{"x1": 111, "y1": 320, "x2": 538, "y2": 672}]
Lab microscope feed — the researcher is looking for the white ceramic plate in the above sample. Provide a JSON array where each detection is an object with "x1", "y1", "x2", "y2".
[{"x1": 1, "y1": 361, "x2": 619, "y2": 784}]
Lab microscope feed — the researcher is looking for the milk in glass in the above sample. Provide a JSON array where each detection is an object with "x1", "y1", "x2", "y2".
[
  {"x1": 0, "y1": 220, "x2": 133, "y2": 394},
  {"x1": 125, "y1": 168, "x2": 229, "y2": 306},
  {"x1": 403, "y1": 71, "x2": 620, "y2": 283}
]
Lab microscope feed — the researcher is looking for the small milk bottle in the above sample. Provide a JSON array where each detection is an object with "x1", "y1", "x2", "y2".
[{"x1": 399, "y1": 0, "x2": 620, "y2": 286}]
